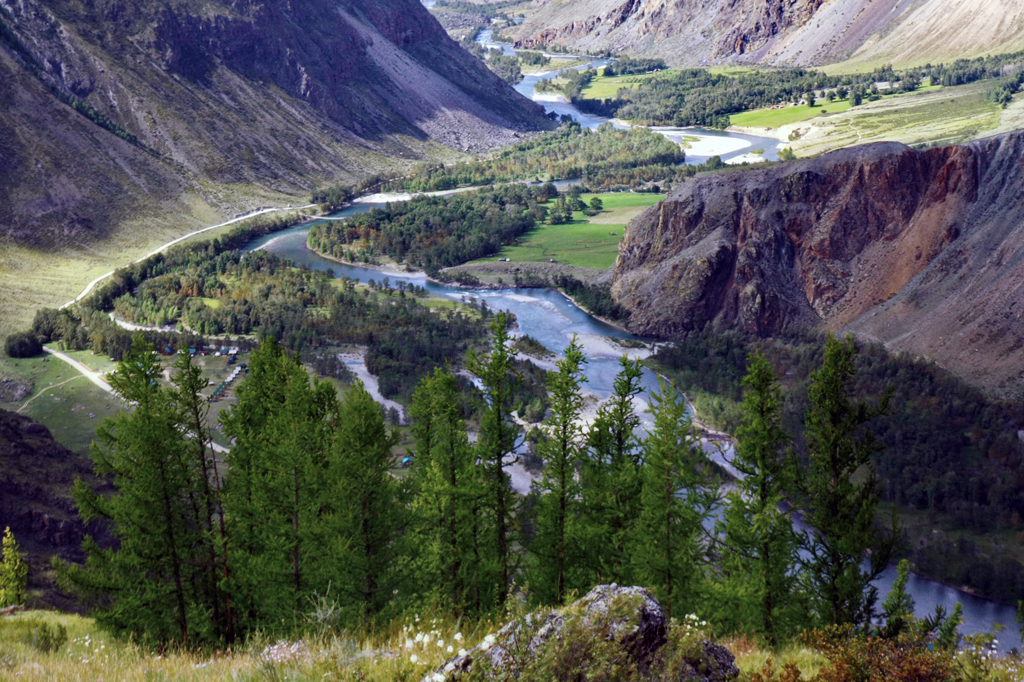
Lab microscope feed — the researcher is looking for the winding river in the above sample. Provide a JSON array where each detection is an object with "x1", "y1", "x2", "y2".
[
  {"x1": 246, "y1": 200, "x2": 1023, "y2": 651},
  {"x1": 238, "y1": 29, "x2": 1023, "y2": 648},
  {"x1": 476, "y1": 29, "x2": 783, "y2": 163}
]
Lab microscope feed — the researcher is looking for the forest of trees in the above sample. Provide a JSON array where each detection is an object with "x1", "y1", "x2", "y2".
[
  {"x1": 652, "y1": 329, "x2": 1024, "y2": 604},
  {"x1": 330, "y1": 123, "x2": 688, "y2": 195},
  {"x1": 57, "y1": 323, "x2": 955, "y2": 658},
  {"x1": 27, "y1": 243, "x2": 495, "y2": 403},
  {"x1": 557, "y1": 67, "x2": 850, "y2": 128},
  {"x1": 307, "y1": 184, "x2": 547, "y2": 277}
]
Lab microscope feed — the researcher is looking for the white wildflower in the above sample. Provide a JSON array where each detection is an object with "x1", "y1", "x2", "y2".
[{"x1": 410, "y1": 654, "x2": 419, "y2": 664}]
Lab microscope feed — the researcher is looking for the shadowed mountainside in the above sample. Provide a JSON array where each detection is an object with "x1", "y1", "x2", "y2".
[
  {"x1": 0, "y1": 408, "x2": 111, "y2": 610},
  {"x1": 0, "y1": 0, "x2": 548, "y2": 247},
  {"x1": 611, "y1": 131, "x2": 1024, "y2": 399}
]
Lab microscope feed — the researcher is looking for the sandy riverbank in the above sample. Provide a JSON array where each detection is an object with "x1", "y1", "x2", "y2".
[
  {"x1": 337, "y1": 349, "x2": 406, "y2": 422},
  {"x1": 726, "y1": 124, "x2": 789, "y2": 142}
]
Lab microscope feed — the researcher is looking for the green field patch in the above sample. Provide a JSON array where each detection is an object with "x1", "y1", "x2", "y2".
[
  {"x1": 200, "y1": 297, "x2": 222, "y2": 309},
  {"x1": 581, "y1": 70, "x2": 663, "y2": 99},
  {"x1": 730, "y1": 100, "x2": 853, "y2": 128},
  {"x1": 475, "y1": 192, "x2": 663, "y2": 269}
]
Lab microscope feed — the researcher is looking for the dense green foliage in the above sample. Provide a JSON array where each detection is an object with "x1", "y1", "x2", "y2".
[
  {"x1": 632, "y1": 379, "x2": 716, "y2": 620},
  {"x1": 375, "y1": 123, "x2": 686, "y2": 193},
  {"x1": 602, "y1": 58, "x2": 666, "y2": 77},
  {"x1": 57, "y1": 342, "x2": 233, "y2": 644},
  {"x1": 581, "y1": 357, "x2": 645, "y2": 586},
  {"x1": 4, "y1": 330, "x2": 42, "y2": 358},
  {"x1": 487, "y1": 53, "x2": 523, "y2": 85},
  {"x1": 922, "y1": 51, "x2": 1024, "y2": 87},
  {"x1": 650, "y1": 329, "x2": 1024, "y2": 604},
  {"x1": 527, "y1": 337, "x2": 588, "y2": 604},
  {"x1": 552, "y1": 274, "x2": 629, "y2": 322},
  {"x1": 307, "y1": 185, "x2": 546, "y2": 277},
  {"x1": 713, "y1": 352, "x2": 802, "y2": 646},
  {"x1": 546, "y1": 67, "x2": 849, "y2": 128},
  {"x1": 34, "y1": 234, "x2": 490, "y2": 403},
  {"x1": 59, "y1": 323, "x2": 982, "y2": 662}
]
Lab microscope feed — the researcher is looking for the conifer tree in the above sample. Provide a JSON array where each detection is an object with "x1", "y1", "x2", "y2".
[
  {"x1": 220, "y1": 339, "x2": 338, "y2": 632},
  {"x1": 59, "y1": 337, "x2": 215, "y2": 644},
  {"x1": 581, "y1": 356, "x2": 644, "y2": 585},
  {"x1": 169, "y1": 351, "x2": 234, "y2": 643},
  {"x1": 0, "y1": 527, "x2": 28, "y2": 607},
  {"x1": 801, "y1": 334, "x2": 895, "y2": 626},
  {"x1": 409, "y1": 366, "x2": 483, "y2": 613},
  {"x1": 633, "y1": 379, "x2": 713, "y2": 620},
  {"x1": 465, "y1": 312, "x2": 520, "y2": 607},
  {"x1": 331, "y1": 380, "x2": 403, "y2": 622},
  {"x1": 715, "y1": 351, "x2": 802, "y2": 647},
  {"x1": 529, "y1": 337, "x2": 587, "y2": 604}
]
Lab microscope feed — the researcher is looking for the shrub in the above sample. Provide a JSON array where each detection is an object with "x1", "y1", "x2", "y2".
[
  {"x1": 803, "y1": 625, "x2": 953, "y2": 682},
  {"x1": 23, "y1": 621, "x2": 68, "y2": 654},
  {"x1": 4, "y1": 330, "x2": 42, "y2": 358}
]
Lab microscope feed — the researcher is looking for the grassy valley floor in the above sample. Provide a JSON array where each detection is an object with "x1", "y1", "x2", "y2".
[{"x1": 470, "y1": 192, "x2": 663, "y2": 269}]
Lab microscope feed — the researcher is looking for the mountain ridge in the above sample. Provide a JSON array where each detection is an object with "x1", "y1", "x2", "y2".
[
  {"x1": 0, "y1": 0, "x2": 547, "y2": 246},
  {"x1": 508, "y1": 0, "x2": 1024, "y2": 69}
]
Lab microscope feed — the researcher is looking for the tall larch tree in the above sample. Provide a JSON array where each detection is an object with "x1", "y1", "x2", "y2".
[
  {"x1": 633, "y1": 379, "x2": 714, "y2": 620},
  {"x1": 59, "y1": 337, "x2": 216, "y2": 645},
  {"x1": 220, "y1": 338, "x2": 337, "y2": 633},
  {"x1": 331, "y1": 380, "x2": 404, "y2": 622},
  {"x1": 801, "y1": 334, "x2": 895, "y2": 627},
  {"x1": 465, "y1": 312, "x2": 521, "y2": 607},
  {"x1": 715, "y1": 350, "x2": 804, "y2": 647},
  {"x1": 581, "y1": 356, "x2": 644, "y2": 586},
  {"x1": 409, "y1": 366, "x2": 483, "y2": 613},
  {"x1": 529, "y1": 336, "x2": 588, "y2": 605}
]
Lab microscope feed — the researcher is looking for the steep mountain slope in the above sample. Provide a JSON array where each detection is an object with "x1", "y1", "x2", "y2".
[
  {"x1": 0, "y1": 0, "x2": 546, "y2": 247},
  {"x1": 509, "y1": 0, "x2": 1024, "y2": 68},
  {"x1": 610, "y1": 131, "x2": 1024, "y2": 399},
  {"x1": 0, "y1": 407, "x2": 110, "y2": 609}
]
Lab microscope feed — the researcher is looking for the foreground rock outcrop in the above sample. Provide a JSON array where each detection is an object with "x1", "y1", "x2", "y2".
[
  {"x1": 424, "y1": 584, "x2": 738, "y2": 681},
  {"x1": 611, "y1": 130, "x2": 1024, "y2": 399}
]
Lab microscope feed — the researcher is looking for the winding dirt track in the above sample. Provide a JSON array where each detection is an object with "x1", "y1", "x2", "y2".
[{"x1": 62, "y1": 205, "x2": 314, "y2": 309}]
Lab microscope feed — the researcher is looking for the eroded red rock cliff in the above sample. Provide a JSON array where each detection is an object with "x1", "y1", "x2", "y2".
[{"x1": 611, "y1": 133, "x2": 1024, "y2": 398}]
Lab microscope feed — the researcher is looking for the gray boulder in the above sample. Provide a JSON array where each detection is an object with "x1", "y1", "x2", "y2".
[{"x1": 422, "y1": 584, "x2": 738, "y2": 681}]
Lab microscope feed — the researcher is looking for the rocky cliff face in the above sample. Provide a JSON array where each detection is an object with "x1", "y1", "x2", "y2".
[
  {"x1": 510, "y1": 0, "x2": 1024, "y2": 68},
  {"x1": 514, "y1": 0, "x2": 825, "y2": 64},
  {"x1": 611, "y1": 131, "x2": 1024, "y2": 399},
  {"x1": 0, "y1": 0, "x2": 547, "y2": 245}
]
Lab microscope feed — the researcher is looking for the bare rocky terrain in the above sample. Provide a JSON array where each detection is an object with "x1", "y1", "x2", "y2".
[
  {"x1": 507, "y1": 0, "x2": 1024, "y2": 68},
  {"x1": 611, "y1": 130, "x2": 1024, "y2": 399}
]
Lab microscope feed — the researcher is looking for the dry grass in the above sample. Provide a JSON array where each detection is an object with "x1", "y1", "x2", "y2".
[
  {"x1": 0, "y1": 609, "x2": 499, "y2": 682},
  {"x1": 786, "y1": 82, "x2": 1003, "y2": 158}
]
